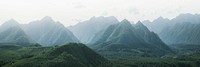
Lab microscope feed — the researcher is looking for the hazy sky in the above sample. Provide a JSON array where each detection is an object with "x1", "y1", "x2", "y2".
[{"x1": 0, "y1": 0, "x2": 200, "y2": 26}]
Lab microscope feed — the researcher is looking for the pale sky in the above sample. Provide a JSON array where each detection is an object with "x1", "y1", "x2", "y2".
[{"x1": 0, "y1": 0, "x2": 200, "y2": 26}]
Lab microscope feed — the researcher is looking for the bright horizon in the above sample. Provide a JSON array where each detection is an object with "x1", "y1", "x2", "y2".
[{"x1": 0, "y1": 0, "x2": 200, "y2": 26}]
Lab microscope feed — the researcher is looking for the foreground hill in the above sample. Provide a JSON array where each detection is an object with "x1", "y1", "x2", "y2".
[
  {"x1": 1, "y1": 43, "x2": 113, "y2": 67},
  {"x1": 90, "y1": 19, "x2": 173, "y2": 56}
]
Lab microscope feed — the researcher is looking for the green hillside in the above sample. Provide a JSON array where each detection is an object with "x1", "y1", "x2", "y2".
[{"x1": 0, "y1": 43, "x2": 113, "y2": 67}]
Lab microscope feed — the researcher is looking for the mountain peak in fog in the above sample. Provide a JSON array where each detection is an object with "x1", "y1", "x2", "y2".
[
  {"x1": 41, "y1": 16, "x2": 55, "y2": 23},
  {"x1": 121, "y1": 19, "x2": 129, "y2": 23},
  {"x1": 135, "y1": 21, "x2": 145, "y2": 26},
  {"x1": 0, "y1": 19, "x2": 20, "y2": 32},
  {"x1": 3, "y1": 19, "x2": 19, "y2": 25}
]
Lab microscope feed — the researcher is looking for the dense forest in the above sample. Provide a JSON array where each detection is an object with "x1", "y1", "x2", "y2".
[{"x1": 0, "y1": 43, "x2": 199, "y2": 67}]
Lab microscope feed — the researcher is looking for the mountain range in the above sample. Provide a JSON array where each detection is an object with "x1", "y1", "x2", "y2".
[
  {"x1": 142, "y1": 13, "x2": 200, "y2": 46},
  {"x1": 0, "y1": 13, "x2": 200, "y2": 67},
  {"x1": 89, "y1": 19, "x2": 173, "y2": 56},
  {"x1": 142, "y1": 13, "x2": 200, "y2": 34},
  {"x1": 0, "y1": 17, "x2": 79, "y2": 46}
]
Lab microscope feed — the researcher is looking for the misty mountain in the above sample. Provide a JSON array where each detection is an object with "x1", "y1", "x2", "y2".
[
  {"x1": 0, "y1": 19, "x2": 20, "y2": 33},
  {"x1": 159, "y1": 22, "x2": 200, "y2": 45},
  {"x1": 0, "y1": 15, "x2": 200, "y2": 67},
  {"x1": 171, "y1": 13, "x2": 200, "y2": 24},
  {"x1": 0, "y1": 20, "x2": 35, "y2": 44},
  {"x1": 68, "y1": 16, "x2": 119, "y2": 44},
  {"x1": 1, "y1": 43, "x2": 113, "y2": 67},
  {"x1": 90, "y1": 19, "x2": 172, "y2": 56},
  {"x1": 21, "y1": 16, "x2": 79, "y2": 46},
  {"x1": 142, "y1": 17, "x2": 171, "y2": 33},
  {"x1": 142, "y1": 13, "x2": 200, "y2": 34}
]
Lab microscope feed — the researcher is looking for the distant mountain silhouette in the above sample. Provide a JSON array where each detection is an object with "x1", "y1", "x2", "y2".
[
  {"x1": 142, "y1": 13, "x2": 200, "y2": 34},
  {"x1": 0, "y1": 19, "x2": 20, "y2": 32},
  {"x1": 21, "y1": 16, "x2": 79, "y2": 46},
  {"x1": 68, "y1": 16, "x2": 119, "y2": 44},
  {"x1": 142, "y1": 16, "x2": 171, "y2": 33},
  {"x1": 0, "y1": 20, "x2": 35, "y2": 44},
  {"x1": 159, "y1": 22, "x2": 200, "y2": 45}
]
